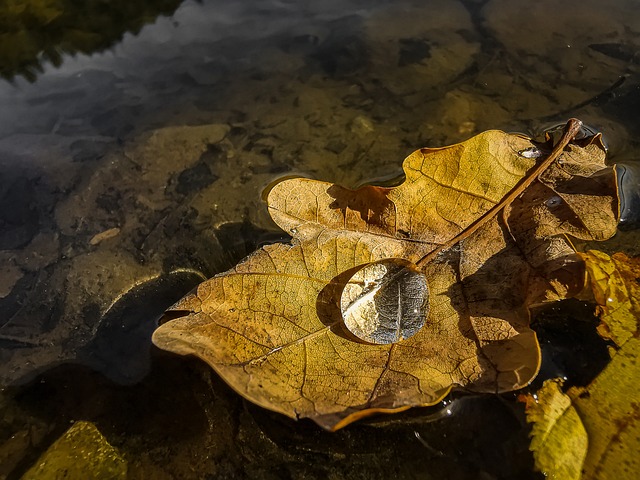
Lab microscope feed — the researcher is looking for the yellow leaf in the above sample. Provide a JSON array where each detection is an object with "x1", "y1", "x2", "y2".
[
  {"x1": 524, "y1": 252, "x2": 640, "y2": 480},
  {"x1": 522, "y1": 379, "x2": 587, "y2": 480},
  {"x1": 571, "y1": 251, "x2": 640, "y2": 480},
  {"x1": 153, "y1": 120, "x2": 618, "y2": 430},
  {"x1": 569, "y1": 337, "x2": 640, "y2": 480},
  {"x1": 578, "y1": 250, "x2": 640, "y2": 346}
]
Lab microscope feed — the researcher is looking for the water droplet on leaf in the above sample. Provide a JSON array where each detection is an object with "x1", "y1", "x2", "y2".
[
  {"x1": 545, "y1": 195, "x2": 563, "y2": 208},
  {"x1": 518, "y1": 147, "x2": 543, "y2": 159},
  {"x1": 340, "y1": 259, "x2": 429, "y2": 344}
]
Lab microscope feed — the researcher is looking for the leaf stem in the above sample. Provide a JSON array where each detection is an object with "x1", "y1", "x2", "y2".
[{"x1": 415, "y1": 118, "x2": 583, "y2": 268}]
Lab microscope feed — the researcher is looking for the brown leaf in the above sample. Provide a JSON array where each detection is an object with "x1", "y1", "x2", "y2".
[{"x1": 153, "y1": 120, "x2": 618, "y2": 430}]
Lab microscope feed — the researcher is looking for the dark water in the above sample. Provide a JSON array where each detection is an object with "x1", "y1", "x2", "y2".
[{"x1": 1, "y1": 0, "x2": 639, "y2": 478}]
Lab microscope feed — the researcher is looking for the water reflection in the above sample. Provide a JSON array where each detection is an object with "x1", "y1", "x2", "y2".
[{"x1": 0, "y1": 0, "x2": 185, "y2": 82}]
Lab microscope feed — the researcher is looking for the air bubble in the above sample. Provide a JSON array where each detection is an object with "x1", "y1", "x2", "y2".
[{"x1": 518, "y1": 147, "x2": 543, "y2": 159}]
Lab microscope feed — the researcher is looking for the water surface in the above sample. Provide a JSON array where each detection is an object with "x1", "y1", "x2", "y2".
[{"x1": 1, "y1": 0, "x2": 639, "y2": 478}]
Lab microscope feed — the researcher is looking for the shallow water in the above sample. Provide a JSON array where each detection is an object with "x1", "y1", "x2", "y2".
[{"x1": 1, "y1": 0, "x2": 639, "y2": 478}]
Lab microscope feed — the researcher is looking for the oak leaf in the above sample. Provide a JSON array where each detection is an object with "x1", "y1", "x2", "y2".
[{"x1": 153, "y1": 120, "x2": 618, "y2": 430}]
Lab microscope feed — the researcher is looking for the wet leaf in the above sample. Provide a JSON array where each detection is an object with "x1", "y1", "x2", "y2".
[
  {"x1": 153, "y1": 120, "x2": 619, "y2": 430},
  {"x1": 522, "y1": 379, "x2": 587, "y2": 480},
  {"x1": 570, "y1": 337, "x2": 640, "y2": 480},
  {"x1": 578, "y1": 250, "x2": 640, "y2": 346},
  {"x1": 571, "y1": 251, "x2": 640, "y2": 480},
  {"x1": 523, "y1": 251, "x2": 640, "y2": 480}
]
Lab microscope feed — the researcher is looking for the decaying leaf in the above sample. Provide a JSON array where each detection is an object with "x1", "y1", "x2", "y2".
[
  {"x1": 521, "y1": 379, "x2": 587, "y2": 480},
  {"x1": 153, "y1": 119, "x2": 618, "y2": 430},
  {"x1": 570, "y1": 338, "x2": 640, "y2": 480},
  {"x1": 578, "y1": 250, "x2": 640, "y2": 347},
  {"x1": 523, "y1": 251, "x2": 640, "y2": 480},
  {"x1": 572, "y1": 251, "x2": 640, "y2": 480}
]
